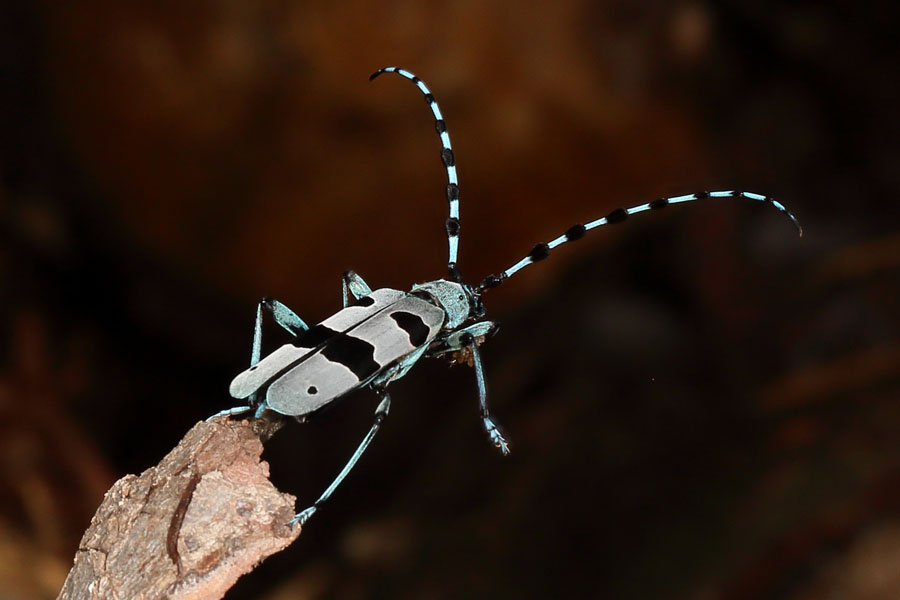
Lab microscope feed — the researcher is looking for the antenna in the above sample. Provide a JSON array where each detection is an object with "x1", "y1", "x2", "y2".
[{"x1": 478, "y1": 190, "x2": 802, "y2": 291}]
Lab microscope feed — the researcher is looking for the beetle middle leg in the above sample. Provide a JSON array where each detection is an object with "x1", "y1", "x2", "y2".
[
  {"x1": 207, "y1": 298, "x2": 308, "y2": 421},
  {"x1": 291, "y1": 391, "x2": 392, "y2": 527}
]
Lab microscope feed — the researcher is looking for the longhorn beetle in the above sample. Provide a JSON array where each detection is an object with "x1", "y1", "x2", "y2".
[{"x1": 211, "y1": 67, "x2": 802, "y2": 527}]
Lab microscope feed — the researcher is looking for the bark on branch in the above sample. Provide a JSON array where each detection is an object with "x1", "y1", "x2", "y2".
[{"x1": 57, "y1": 418, "x2": 300, "y2": 600}]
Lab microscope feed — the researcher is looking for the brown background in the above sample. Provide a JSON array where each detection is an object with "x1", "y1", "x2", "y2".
[{"x1": 1, "y1": 1, "x2": 898, "y2": 598}]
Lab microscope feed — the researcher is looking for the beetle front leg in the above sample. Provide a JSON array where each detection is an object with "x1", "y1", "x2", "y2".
[
  {"x1": 207, "y1": 298, "x2": 308, "y2": 421},
  {"x1": 291, "y1": 391, "x2": 392, "y2": 527},
  {"x1": 428, "y1": 321, "x2": 498, "y2": 358},
  {"x1": 466, "y1": 333, "x2": 510, "y2": 456}
]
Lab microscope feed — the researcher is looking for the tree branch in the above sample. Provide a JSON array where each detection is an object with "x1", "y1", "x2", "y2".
[{"x1": 57, "y1": 418, "x2": 300, "y2": 600}]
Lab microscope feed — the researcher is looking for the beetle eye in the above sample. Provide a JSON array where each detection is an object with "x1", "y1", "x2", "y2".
[{"x1": 458, "y1": 294, "x2": 465, "y2": 301}]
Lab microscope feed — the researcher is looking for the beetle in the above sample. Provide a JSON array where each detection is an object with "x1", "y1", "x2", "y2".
[{"x1": 211, "y1": 67, "x2": 802, "y2": 527}]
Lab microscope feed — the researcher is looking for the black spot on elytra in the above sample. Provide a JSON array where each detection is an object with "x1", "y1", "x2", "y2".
[
  {"x1": 528, "y1": 243, "x2": 550, "y2": 262},
  {"x1": 321, "y1": 335, "x2": 380, "y2": 381},
  {"x1": 352, "y1": 295, "x2": 375, "y2": 307},
  {"x1": 293, "y1": 324, "x2": 338, "y2": 348},
  {"x1": 391, "y1": 311, "x2": 431, "y2": 347},
  {"x1": 606, "y1": 207, "x2": 628, "y2": 224},
  {"x1": 307, "y1": 386, "x2": 318, "y2": 395}
]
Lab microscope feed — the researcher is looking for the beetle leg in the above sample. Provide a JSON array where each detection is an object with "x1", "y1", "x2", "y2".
[
  {"x1": 206, "y1": 405, "x2": 254, "y2": 420},
  {"x1": 342, "y1": 270, "x2": 373, "y2": 307},
  {"x1": 207, "y1": 298, "x2": 308, "y2": 421},
  {"x1": 370, "y1": 345, "x2": 428, "y2": 389},
  {"x1": 291, "y1": 392, "x2": 392, "y2": 527},
  {"x1": 250, "y1": 298, "x2": 307, "y2": 404},
  {"x1": 428, "y1": 321, "x2": 498, "y2": 358},
  {"x1": 260, "y1": 297, "x2": 308, "y2": 338},
  {"x1": 467, "y1": 335, "x2": 510, "y2": 456}
]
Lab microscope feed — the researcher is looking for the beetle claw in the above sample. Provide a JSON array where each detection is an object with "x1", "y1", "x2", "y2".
[
  {"x1": 485, "y1": 419, "x2": 511, "y2": 456},
  {"x1": 290, "y1": 506, "x2": 317, "y2": 527}
]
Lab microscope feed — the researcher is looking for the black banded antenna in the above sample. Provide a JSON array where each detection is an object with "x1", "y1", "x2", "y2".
[
  {"x1": 478, "y1": 190, "x2": 802, "y2": 291},
  {"x1": 370, "y1": 67, "x2": 463, "y2": 282}
]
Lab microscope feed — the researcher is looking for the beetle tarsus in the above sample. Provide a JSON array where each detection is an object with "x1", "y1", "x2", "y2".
[
  {"x1": 205, "y1": 405, "x2": 253, "y2": 422},
  {"x1": 291, "y1": 506, "x2": 316, "y2": 527},
  {"x1": 484, "y1": 417, "x2": 511, "y2": 456}
]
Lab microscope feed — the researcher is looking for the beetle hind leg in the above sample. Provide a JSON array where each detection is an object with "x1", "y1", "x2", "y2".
[
  {"x1": 291, "y1": 391, "x2": 392, "y2": 527},
  {"x1": 208, "y1": 297, "x2": 308, "y2": 421},
  {"x1": 206, "y1": 405, "x2": 253, "y2": 421},
  {"x1": 342, "y1": 270, "x2": 373, "y2": 307}
]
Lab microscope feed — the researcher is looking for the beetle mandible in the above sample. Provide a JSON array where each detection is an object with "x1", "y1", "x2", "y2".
[{"x1": 211, "y1": 67, "x2": 803, "y2": 527}]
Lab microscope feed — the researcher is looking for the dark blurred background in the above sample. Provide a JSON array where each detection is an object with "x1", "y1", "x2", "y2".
[{"x1": 1, "y1": 1, "x2": 898, "y2": 598}]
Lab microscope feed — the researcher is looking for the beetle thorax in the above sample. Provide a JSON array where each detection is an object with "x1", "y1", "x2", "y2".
[{"x1": 410, "y1": 279, "x2": 470, "y2": 329}]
